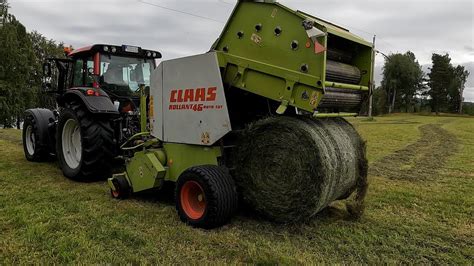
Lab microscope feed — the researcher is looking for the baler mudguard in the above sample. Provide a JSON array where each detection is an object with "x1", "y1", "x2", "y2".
[{"x1": 212, "y1": 0, "x2": 375, "y2": 116}]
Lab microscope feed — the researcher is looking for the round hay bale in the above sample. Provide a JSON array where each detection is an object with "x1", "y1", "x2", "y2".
[{"x1": 233, "y1": 116, "x2": 368, "y2": 223}]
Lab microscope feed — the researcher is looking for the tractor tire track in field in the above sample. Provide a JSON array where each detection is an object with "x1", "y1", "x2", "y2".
[{"x1": 370, "y1": 124, "x2": 459, "y2": 181}]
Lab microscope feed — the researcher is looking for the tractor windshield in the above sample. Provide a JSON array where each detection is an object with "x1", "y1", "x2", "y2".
[{"x1": 99, "y1": 55, "x2": 152, "y2": 97}]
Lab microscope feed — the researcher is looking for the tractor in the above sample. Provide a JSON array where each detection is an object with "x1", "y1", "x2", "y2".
[
  {"x1": 22, "y1": 44, "x2": 161, "y2": 179},
  {"x1": 24, "y1": 0, "x2": 373, "y2": 229}
]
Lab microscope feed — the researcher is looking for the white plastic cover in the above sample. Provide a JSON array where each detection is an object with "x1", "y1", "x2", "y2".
[{"x1": 150, "y1": 53, "x2": 231, "y2": 146}]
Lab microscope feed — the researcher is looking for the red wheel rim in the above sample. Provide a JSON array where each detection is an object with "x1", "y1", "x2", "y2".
[
  {"x1": 111, "y1": 189, "x2": 119, "y2": 198},
  {"x1": 111, "y1": 180, "x2": 120, "y2": 198},
  {"x1": 180, "y1": 181, "x2": 206, "y2": 220}
]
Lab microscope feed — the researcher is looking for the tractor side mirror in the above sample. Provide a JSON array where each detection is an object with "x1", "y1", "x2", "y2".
[
  {"x1": 43, "y1": 62, "x2": 52, "y2": 77},
  {"x1": 87, "y1": 67, "x2": 100, "y2": 85},
  {"x1": 42, "y1": 62, "x2": 52, "y2": 90}
]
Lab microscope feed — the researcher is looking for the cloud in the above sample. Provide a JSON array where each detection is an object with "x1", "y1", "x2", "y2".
[
  {"x1": 464, "y1": 87, "x2": 474, "y2": 102},
  {"x1": 8, "y1": 0, "x2": 474, "y2": 101}
]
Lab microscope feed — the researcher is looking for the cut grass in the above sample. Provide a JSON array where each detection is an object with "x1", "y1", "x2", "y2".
[
  {"x1": 370, "y1": 124, "x2": 459, "y2": 180},
  {"x1": 0, "y1": 114, "x2": 473, "y2": 264}
]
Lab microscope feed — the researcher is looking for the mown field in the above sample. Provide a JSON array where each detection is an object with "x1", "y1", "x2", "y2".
[{"x1": 0, "y1": 114, "x2": 473, "y2": 264}]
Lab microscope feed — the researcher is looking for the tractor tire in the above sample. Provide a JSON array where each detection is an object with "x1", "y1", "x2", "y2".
[
  {"x1": 22, "y1": 110, "x2": 53, "y2": 162},
  {"x1": 176, "y1": 165, "x2": 238, "y2": 229},
  {"x1": 56, "y1": 102, "x2": 115, "y2": 181}
]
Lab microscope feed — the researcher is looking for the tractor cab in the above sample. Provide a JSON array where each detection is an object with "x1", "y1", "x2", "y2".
[{"x1": 63, "y1": 44, "x2": 161, "y2": 112}]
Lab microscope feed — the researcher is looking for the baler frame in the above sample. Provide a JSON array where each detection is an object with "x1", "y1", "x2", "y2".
[{"x1": 107, "y1": 0, "x2": 374, "y2": 229}]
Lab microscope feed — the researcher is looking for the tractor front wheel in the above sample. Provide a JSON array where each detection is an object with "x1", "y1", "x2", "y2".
[
  {"x1": 176, "y1": 165, "x2": 238, "y2": 229},
  {"x1": 22, "y1": 110, "x2": 54, "y2": 162}
]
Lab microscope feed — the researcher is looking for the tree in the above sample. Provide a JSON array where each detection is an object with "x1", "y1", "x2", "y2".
[
  {"x1": 0, "y1": 7, "x2": 64, "y2": 128},
  {"x1": 448, "y1": 65, "x2": 469, "y2": 113},
  {"x1": 28, "y1": 31, "x2": 65, "y2": 109},
  {"x1": 0, "y1": 14, "x2": 35, "y2": 127},
  {"x1": 0, "y1": 0, "x2": 8, "y2": 26},
  {"x1": 371, "y1": 86, "x2": 387, "y2": 116},
  {"x1": 381, "y1": 51, "x2": 424, "y2": 113},
  {"x1": 427, "y1": 53, "x2": 470, "y2": 114},
  {"x1": 427, "y1": 54, "x2": 452, "y2": 114}
]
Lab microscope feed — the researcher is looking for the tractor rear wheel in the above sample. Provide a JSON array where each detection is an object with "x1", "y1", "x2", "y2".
[
  {"x1": 176, "y1": 165, "x2": 238, "y2": 229},
  {"x1": 56, "y1": 102, "x2": 115, "y2": 180}
]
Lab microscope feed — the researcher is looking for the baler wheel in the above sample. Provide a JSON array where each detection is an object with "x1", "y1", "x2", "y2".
[
  {"x1": 176, "y1": 165, "x2": 238, "y2": 229},
  {"x1": 110, "y1": 175, "x2": 131, "y2": 199},
  {"x1": 180, "y1": 181, "x2": 207, "y2": 219}
]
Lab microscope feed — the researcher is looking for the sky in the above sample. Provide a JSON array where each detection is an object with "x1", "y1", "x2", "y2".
[{"x1": 8, "y1": 0, "x2": 474, "y2": 101}]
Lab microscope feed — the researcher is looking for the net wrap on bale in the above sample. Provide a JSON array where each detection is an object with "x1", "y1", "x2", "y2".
[{"x1": 233, "y1": 116, "x2": 368, "y2": 223}]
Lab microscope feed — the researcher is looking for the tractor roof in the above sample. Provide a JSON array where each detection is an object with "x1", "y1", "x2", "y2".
[{"x1": 67, "y1": 44, "x2": 162, "y2": 59}]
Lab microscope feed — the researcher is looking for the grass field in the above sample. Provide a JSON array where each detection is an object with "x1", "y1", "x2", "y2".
[{"x1": 0, "y1": 114, "x2": 473, "y2": 264}]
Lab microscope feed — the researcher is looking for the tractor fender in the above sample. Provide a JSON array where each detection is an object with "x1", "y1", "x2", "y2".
[
  {"x1": 60, "y1": 89, "x2": 119, "y2": 115},
  {"x1": 24, "y1": 108, "x2": 56, "y2": 153}
]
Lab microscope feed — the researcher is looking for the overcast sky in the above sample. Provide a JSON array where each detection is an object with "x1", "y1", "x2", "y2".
[{"x1": 9, "y1": 0, "x2": 474, "y2": 101}]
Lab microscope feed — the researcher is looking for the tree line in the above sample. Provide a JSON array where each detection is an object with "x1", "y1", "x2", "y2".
[
  {"x1": 0, "y1": 0, "x2": 64, "y2": 128},
  {"x1": 372, "y1": 51, "x2": 470, "y2": 115}
]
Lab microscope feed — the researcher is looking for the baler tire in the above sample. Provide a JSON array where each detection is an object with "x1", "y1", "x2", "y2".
[
  {"x1": 56, "y1": 102, "x2": 115, "y2": 181},
  {"x1": 22, "y1": 114, "x2": 50, "y2": 162},
  {"x1": 111, "y1": 175, "x2": 131, "y2": 199},
  {"x1": 176, "y1": 165, "x2": 238, "y2": 229}
]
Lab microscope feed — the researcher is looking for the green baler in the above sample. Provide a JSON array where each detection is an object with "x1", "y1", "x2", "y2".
[
  {"x1": 213, "y1": 0, "x2": 374, "y2": 116},
  {"x1": 108, "y1": 0, "x2": 372, "y2": 228}
]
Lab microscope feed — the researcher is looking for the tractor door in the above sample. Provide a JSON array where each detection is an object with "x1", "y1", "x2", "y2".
[{"x1": 71, "y1": 57, "x2": 95, "y2": 88}]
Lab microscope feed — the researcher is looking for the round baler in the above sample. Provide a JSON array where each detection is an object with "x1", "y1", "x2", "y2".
[{"x1": 106, "y1": 0, "x2": 374, "y2": 229}]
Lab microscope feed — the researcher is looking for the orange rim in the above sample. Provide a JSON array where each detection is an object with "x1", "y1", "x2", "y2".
[
  {"x1": 111, "y1": 189, "x2": 119, "y2": 198},
  {"x1": 180, "y1": 181, "x2": 206, "y2": 220},
  {"x1": 111, "y1": 180, "x2": 120, "y2": 198}
]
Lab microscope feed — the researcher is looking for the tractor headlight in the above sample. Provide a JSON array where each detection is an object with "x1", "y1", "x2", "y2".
[
  {"x1": 147, "y1": 51, "x2": 152, "y2": 57},
  {"x1": 152, "y1": 52, "x2": 157, "y2": 57},
  {"x1": 111, "y1": 47, "x2": 117, "y2": 53},
  {"x1": 103, "y1": 46, "x2": 109, "y2": 52}
]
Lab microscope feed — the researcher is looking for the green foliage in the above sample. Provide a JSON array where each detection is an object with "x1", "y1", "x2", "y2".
[
  {"x1": 371, "y1": 86, "x2": 388, "y2": 115},
  {"x1": 0, "y1": 14, "x2": 33, "y2": 127},
  {"x1": 427, "y1": 54, "x2": 452, "y2": 113},
  {"x1": 0, "y1": 10, "x2": 63, "y2": 128},
  {"x1": 381, "y1": 51, "x2": 424, "y2": 114},
  {"x1": 462, "y1": 102, "x2": 474, "y2": 116},
  {"x1": 28, "y1": 31, "x2": 65, "y2": 108},
  {"x1": 0, "y1": 0, "x2": 8, "y2": 26},
  {"x1": 448, "y1": 65, "x2": 469, "y2": 113},
  {"x1": 427, "y1": 53, "x2": 470, "y2": 114}
]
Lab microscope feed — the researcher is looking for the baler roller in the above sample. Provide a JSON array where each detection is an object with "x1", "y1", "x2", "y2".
[
  {"x1": 326, "y1": 60, "x2": 362, "y2": 85},
  {"x1": 319, "y1": 87, "x2": 363, "y2": 109},
  {"x1": 327, "y1": 48, "x2": 353, "y2": 64}
]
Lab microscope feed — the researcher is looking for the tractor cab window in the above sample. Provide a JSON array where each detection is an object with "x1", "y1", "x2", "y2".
[
  {"x1": 99, "y1": 55, "x2": 152, "y2": 97},
  {"x1": 72, "y1": 58, "x2": 94, "y2": 87}
]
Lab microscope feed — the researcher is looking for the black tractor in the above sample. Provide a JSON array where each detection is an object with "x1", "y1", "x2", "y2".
[{"x1": 22, "y1": 44, "x2": 161, "y2": 180}]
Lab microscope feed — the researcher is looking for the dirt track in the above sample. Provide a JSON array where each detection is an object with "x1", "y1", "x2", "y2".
[{"x1": 370, "y1": 124, "x2": 459, "y2": 180}]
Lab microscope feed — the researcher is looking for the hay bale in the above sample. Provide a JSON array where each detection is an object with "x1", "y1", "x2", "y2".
[{"x1": 233, "y1": 116, "x2": 368, "y2": 223}]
